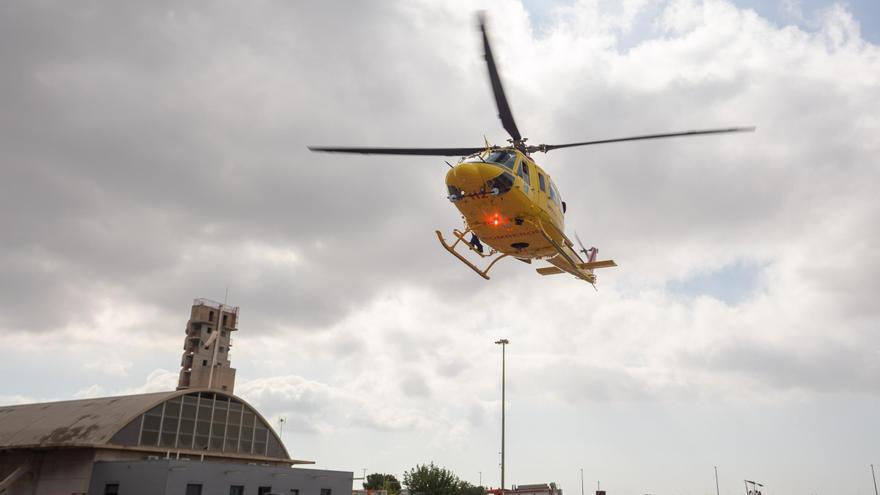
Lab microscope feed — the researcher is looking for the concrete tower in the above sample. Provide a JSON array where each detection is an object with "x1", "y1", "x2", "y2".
[{"x1": 177, "y1": 298, "x2": 238, "y2": 393}]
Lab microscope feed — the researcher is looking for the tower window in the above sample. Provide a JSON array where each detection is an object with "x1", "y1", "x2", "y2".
[
  {"x1": 208, "y1": 311, "x2": 214, "y2": 321},
  {"x1": 202, "y1": 360, "x2": 208, "y2": 367}
]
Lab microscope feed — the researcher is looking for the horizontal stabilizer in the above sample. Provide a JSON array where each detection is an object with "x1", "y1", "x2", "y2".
[
  {"x1": 536, "y1": 266, "x2": 565, "y2": 276},
  {"x1": 578, "y1": 260, "x2": 617, "y2": 270}
]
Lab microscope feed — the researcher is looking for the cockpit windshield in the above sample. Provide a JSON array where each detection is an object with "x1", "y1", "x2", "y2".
[{"x1": 463, "y1": 150, "x2": 517, "y2": 170}]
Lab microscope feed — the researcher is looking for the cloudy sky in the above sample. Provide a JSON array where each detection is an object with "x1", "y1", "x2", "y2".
[{"x1": 1, "y1": 0, "x2": 878, "y2": 493}]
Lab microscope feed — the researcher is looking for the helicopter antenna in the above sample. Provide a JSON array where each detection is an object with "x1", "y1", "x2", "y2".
[{"x1": 445, "y1": 160, "x2": 453, "y2": 169}]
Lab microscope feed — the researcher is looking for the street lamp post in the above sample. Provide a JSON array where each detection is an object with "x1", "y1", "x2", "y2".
[
  {"x1": 495, "y1": 339, "x2": 509, "y2": 493},
  {"x1": 714, "y1": 466, "x2": 720, "y2": 495},
  {"x1": 871, "y1": 464, "x2": 878, "y2": 495}
]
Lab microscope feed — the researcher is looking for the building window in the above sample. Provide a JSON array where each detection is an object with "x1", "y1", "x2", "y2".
[
  {"x1": 321, "y1": 489, "x2": 332, "y2": 495},
  {"x1": 258, "y1": 487, "x2": 272, "y2": 495},
  {"x1": 202, "y1": 360, "x2": 208, "y2": 367},
  {"x1": 104, "y1": 484, "x2": 119, "y2": 495},
  {"x1": 186, "y1": 484, "x2": 203, "y2": 495},
  {"x1": 290, "y1": 490, "x2": 300, "y2": 495},
  {"x1": 229, "y1": 486, "x2": 245, "y2": 495},
  {"x1": 127, "y1": 392, "x2": 284, "y2": 457},
  {"x1": 209, "y1": 311, "x2": 214, "y2": 321},
  {"x1": 223, "y1": 314, "x2": 228, "y2": 326}
]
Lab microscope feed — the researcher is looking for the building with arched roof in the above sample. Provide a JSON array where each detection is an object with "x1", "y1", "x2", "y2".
[{"x1": 0, "y1": 299, "x2": 352, "y2": 495}]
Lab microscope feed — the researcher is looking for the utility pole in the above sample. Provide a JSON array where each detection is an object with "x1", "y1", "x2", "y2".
[
  {"x1": 495, "y1": 339, "x2": 509, "y2": 493},
  {"x1": 479, "y1": 472, "x2": 482, "y2": 487},
  {"x1": 714, "y1": 466, "x2": 720, "y2": 495},
  {"x1": 580, "y1": 468, "x2": 584, "y2": 495}
]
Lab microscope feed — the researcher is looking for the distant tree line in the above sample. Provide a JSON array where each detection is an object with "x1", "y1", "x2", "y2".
[{"x1": 364, "y1": 463, "x2": 485, "y2": 495}]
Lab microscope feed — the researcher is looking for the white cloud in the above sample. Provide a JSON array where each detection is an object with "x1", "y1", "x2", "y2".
[
  {"x1": 83, "y1": 357, "x2": 133, "y2": 377},
  {"x1": 73, "y1": 384, "x2": 106, "y2": 399},
  {"x1": 120, "y1": 369, "x2": 180, "y2": 395}
]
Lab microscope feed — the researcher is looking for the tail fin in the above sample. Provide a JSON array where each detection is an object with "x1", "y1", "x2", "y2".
[{"x1": 586, "y1": 246, "x2": 598, "y2": 263}]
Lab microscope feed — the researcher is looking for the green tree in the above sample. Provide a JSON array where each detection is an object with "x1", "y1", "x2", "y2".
[
  {"x1": 457, "y1": 481, "x2": 485, "y2": 495},
  {"x1": 364, "y1": 473, "x2": 402, "y2": 495},
  {"x1": 403, "y1": 463, "x2": 461, "y2": 495}
]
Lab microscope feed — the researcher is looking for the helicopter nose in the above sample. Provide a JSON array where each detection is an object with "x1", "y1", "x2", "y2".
[{"x1": 446, "y1": 162, "x2": 498, "y2": 193}]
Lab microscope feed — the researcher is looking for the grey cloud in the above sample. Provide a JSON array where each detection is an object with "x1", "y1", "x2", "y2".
[
  {"x1": 682, "y1": 337, "x2": 880, "y2": 394},
  {"x1": 0, "y1": 0, "x2": 491, "y2": 333},
  {"x1": 399, "y1": 372, "x2": 431, "y2": 398}
]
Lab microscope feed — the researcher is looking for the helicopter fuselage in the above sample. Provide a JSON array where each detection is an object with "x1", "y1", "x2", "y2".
[{"x1": 445, "y1": 148, "x2": 566, "y2": 259}]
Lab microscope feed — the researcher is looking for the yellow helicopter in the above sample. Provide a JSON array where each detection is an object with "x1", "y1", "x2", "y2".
[{"x1": 310, "y1": 15, "x2": 753, "y2": 286}]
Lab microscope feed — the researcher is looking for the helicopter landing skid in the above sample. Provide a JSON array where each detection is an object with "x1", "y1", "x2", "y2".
[{"x1": 435, "y1": 228, "x2": 509, "y2": 280}]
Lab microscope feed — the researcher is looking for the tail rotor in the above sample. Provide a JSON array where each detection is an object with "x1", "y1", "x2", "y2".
[{"x1": 574, "y1": 232, "x2": 598, "y2": 262}]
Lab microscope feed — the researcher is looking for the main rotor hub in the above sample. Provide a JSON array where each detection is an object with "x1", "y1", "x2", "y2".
[{"x1": 507, "y1": 137, "x2": 529, "y2": 154}]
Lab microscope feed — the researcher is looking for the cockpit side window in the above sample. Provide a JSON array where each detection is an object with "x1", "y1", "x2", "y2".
[
  {"x1": 538, "y1": 173, "x2": 546, "y2": 192},
  {"x1": 550, "y1": 182, "x2": 562, "y2": 206}
]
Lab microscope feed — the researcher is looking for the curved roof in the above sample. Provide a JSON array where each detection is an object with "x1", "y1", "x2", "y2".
[
  {"x1": 0, "y1": 389, "x2": 307, "y2": 464},
  {"x1": 0, "y1": 391, "x2": 175, "y2": 448}
]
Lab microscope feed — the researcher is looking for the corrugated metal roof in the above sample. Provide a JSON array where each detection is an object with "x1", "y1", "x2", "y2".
[{"x1": 0, "y1": 391, "x2": 175, "y2": 449}]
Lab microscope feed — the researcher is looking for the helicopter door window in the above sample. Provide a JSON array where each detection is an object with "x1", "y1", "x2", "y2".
[
  {"x1": 518, "y1": 161, "x2": 531, "y2": 193},
  {"x1": 538, "y1": 173, "x2": 546, "y2": 192}
]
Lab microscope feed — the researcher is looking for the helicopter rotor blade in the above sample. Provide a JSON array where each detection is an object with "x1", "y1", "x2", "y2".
[
  {"x1": 308, "y1": 146, "x2": 487, "y2": 156},
  {"x1": 528, "y1": 126, "x2": 756, "y2": 153},
  {"x1": 478, "y1": 13, "x2": 522, "y2": 142}
]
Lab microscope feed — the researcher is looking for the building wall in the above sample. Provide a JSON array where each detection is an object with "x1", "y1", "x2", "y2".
[
  {"x1": 0, "y1": 451, "x2": 38, "y2": 495},
  {"x1": 33, "y1": 450, "x2": 97, "y2": 495},
  {"x1": 88, "y1": 460, "x2": 352, "y2": 495},
  {"x1": 0, "y1": 449, "x2": 98, "y2": 495}
]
